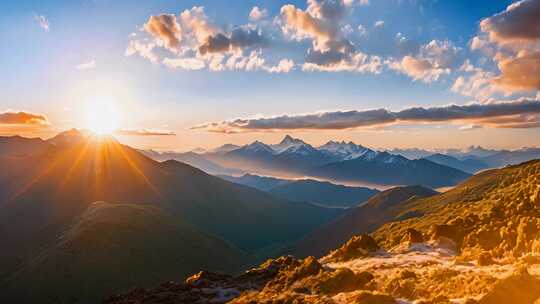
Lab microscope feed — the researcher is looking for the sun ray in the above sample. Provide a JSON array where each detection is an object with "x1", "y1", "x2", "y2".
[
  {"x1": 56, "y1": 140, "x2": 92, "y2": 192},
  {"x1": 109, "y1": 139, "x2": 162, "y2": 199}
]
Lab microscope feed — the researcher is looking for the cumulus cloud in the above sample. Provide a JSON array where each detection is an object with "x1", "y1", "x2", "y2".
[
  {"x1": 192, "y1": 99, "x2": 540, "y2": 133},
  {"x1": 34, "y1": 14, "x2": 49, "y2": 32},
  {"x1": 493, "y1": 52, "x2": 540, "y2": 92},
  {"x1": 472, "y1": 0, "x2": 540, "y2": 93},
  {"x1": 76, "y1": 60, "x2": 96, "y2": 70},
  {"x1": 374, "y1": 20, "x2": 384, "y2": 28},
  {"x1": 199, "y1": 28, "x2": 268, "y2": 55},
  {"x1": 249, "y1": 6, "x2": 268, "y2": 21},
  {"x1": 114, "y1": 129, "x2": 176, "y2": 136},
  {"x1": 279, "y1": 0, "x2": 380, "y2": 72},
  {"x1": 303, "y1": 52, "x2": 382, "y2": 73},
  {"x1": 389, "y1": 39, "x2": 461, "y2": 83},
  {"x1": 451, "y1": 61, "x2": 502, "y2": 102},
  {"x1": 144, "y1": 14, "x2": 182, "y2": 50},
  {"x1": 127, "y1": 6, "x2": 290, "y2": 73},
  {"x1": 479, "y1": 0, "x2": 540, "y2": 45},
  {"x1": 0, "y1": 111, "x2": 49, "y2": 125},
  {"x1": 126, "y1": 38, "x2": 158, "y2": 63}
]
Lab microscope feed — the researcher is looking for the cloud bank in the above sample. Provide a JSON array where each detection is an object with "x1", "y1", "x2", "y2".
[
  {"x1": 193, "y1": 100, "x2": 540, "y2": 133},
  {"x1": 471, "y1": 0, "x2": 540, "y2": 94},
  {"x1": 0, "y1": 111, "x2": 49, "y2": 125},
  {"x1": 125, "y1": 0, "x2": 540, "y2": 102},
  {"x1": 127, "y1": 6, "x2": 290, "y2": 73}
]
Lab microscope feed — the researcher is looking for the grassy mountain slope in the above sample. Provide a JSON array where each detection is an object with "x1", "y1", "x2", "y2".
[
  {"x1": 106, "y1": 160, "x2": 540, "y2": 304},
  {"x1": 373, "y1": 159, "x2": 540, "y2": 252},
  {"x1": 3, "y1": 202, "x2": 248, "y2": 303},
  {"x1": 292, "y1": 185, "x2": 438, "y2": 257}
]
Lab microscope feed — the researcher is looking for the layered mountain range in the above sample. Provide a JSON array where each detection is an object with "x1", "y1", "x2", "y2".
[
  {"x1": 0, "y1": 131, "x2": 343, "y2": 303},
  {"x1": 144, "y1": 135, "x2": 540, "y2": 189},
  {"x1": 2, "y1": 131, "x2": 539, "y2": 303},
  {"x1": 219, "y1": 173, "x2": 379, "y2": 208},
  {"x1": 107, "y1": 159, "x2": 540, "y2": 304}
]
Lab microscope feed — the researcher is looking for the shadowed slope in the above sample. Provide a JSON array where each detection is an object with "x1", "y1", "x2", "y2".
[
  {"x1": 292, "y1": 185, "x2": 438, "y2": 257},
  {"x1": 0, "y1": 134, "x2": 342, "y2": 285},
  {"x1": 3, "y1": 202, "x2": 248, "y2": 303}
]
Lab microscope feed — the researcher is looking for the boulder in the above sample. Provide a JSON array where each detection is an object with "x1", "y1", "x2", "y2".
[
  {"x1": 325, "y1": 235, "x2": 380, "y2": 263},
  {"x1": 304, "y1": 268, "x2": 374, "y2": 295},
  {"x1": 402, "y1": 228, "x2": 424, "y2": 243},
  {"x1": 478, "y1": 268, "x2": 540, "y2": 304}
]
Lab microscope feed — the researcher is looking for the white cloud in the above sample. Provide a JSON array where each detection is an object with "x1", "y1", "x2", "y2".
[
  {"x1": 374, "y1": 20, "x2": 384, "y2": 28},
  {"x1": 249, "y1": 6, "x2": 268, "y2": 21},
  {"x1": 126, "y1": 6, "x2": 293, "y2": 73},
  {"x1": 471, "y1": 0, "x2": 540, "y2": 94},
  {"x1": 389, "y1": 40, "x2": 461, "y2": 83},
  {"x1": 34, "y1": 14, "x2": 49, "y2": 32}
]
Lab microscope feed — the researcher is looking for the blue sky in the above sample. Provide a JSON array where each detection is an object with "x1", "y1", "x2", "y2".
[{"x1": 1, "y1": 0, "x2": 539, "y2": 150}]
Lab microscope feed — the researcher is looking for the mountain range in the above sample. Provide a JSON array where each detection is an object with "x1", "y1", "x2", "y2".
[
  {"x1": 219, "y1": 173, "x2": 379, "y2": 208},
  {"x1": 0, "y1": 130, "x2": 343, "y2": 303},
  {"x1": 140, "y1": 135, "x2": 540, "y2": 189},
  {"x1": 107, "y1": 158, "x2": 540, "y2": 304},
  {"x1": 3, "y1": 131, "x2": 539, "y2": 303},
  {"x1": 194, "y1": 136, "x2": 472, "y2": 188}
]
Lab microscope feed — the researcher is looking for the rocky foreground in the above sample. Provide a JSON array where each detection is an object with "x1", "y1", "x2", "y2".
[{"x1": 106, "y1": 161, "x2": 540, "y2": 304}]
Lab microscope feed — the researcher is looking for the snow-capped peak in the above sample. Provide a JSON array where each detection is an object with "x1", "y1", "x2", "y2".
[
  {"x1": 318, "y1": 140, "x2": 372, "y2": 160},
  {"x1": 271, "y1": 135, "x2": 308, "y2": 153}
]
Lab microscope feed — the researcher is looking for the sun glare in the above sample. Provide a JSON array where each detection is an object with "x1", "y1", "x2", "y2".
[{"x1": 83, "y1": 97, "x2": 122, "y2": 136}]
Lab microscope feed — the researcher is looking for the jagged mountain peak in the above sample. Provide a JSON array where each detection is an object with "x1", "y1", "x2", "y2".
[
  {"x1": 272, "y1": 135, "x2": 311, "y2": 153},
  {"x1": 319, "y1": 140, "x2": 374, "y2": 161},
  {"x1": 280, "y1": 135, "x2": 305, "y2": 145},
  {"x1": 241, "y1": 140, "x2": 274, "y2": 153}
]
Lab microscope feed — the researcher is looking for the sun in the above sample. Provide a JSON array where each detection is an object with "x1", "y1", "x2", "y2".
[{"x1": 83, "y1": 97, "x2": 122, "y2": 136}]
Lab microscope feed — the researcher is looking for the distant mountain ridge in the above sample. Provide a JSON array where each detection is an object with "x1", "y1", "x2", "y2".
[
  {"x1": 220, "y1": 173, "x2": 379, "y2": 208},
  {"x1": 308, "y1": 151, "x2": 470, "y2": 188},
  {"x1": 423, "y1": 153, "x2": 490, "y2": 174},
  {"x1": 140, "y1": 150, "x2": 245, "y2": 176},
  {"x1": 202, "y1": 135, "x2": 472, "y2": 188}
]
